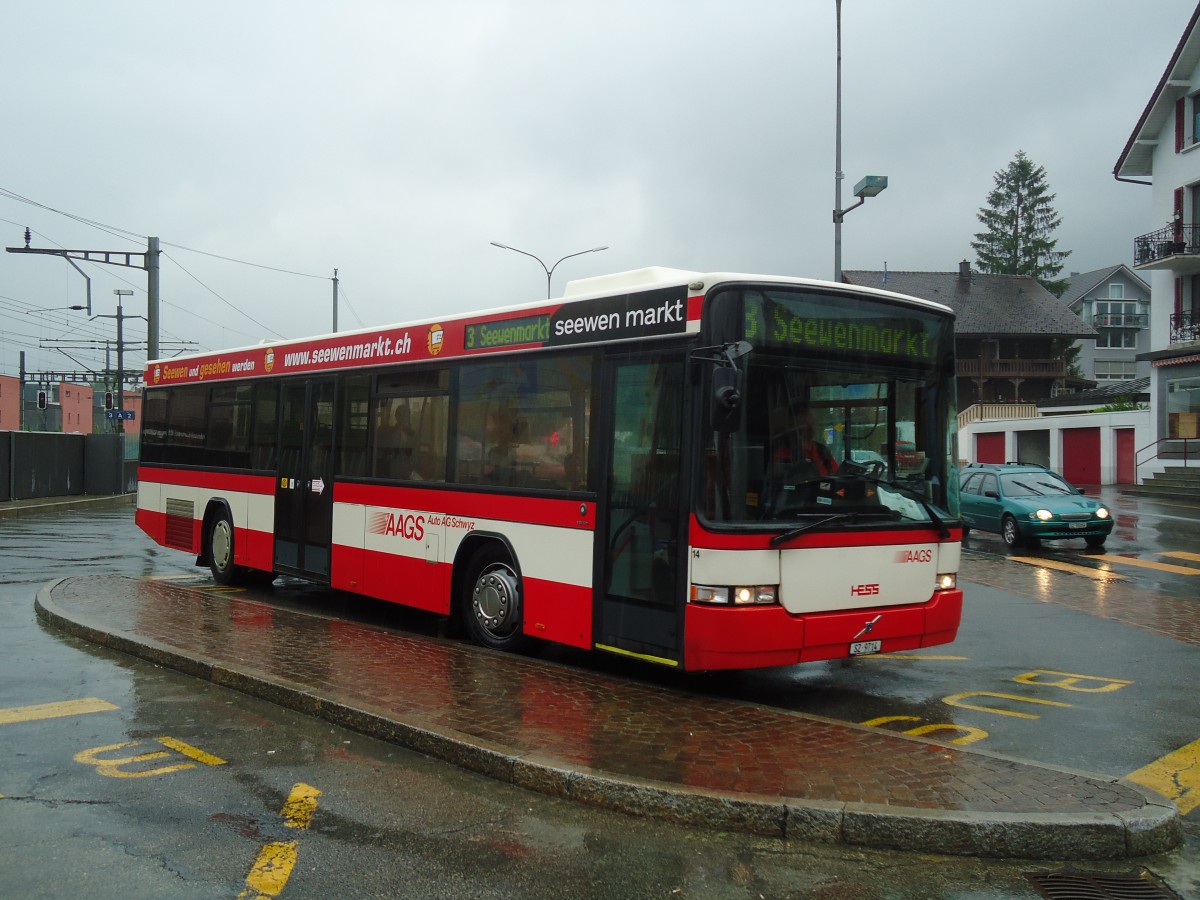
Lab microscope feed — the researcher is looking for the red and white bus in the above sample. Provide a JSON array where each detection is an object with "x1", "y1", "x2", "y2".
[{"x1": 136, "y1": 267, "x2": 963, "y2": 671}]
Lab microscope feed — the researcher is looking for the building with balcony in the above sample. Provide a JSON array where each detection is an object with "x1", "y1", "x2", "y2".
[
  {"x1": 1060, "y1": 265, "x2": 1152, "y2": 384},
  {"x1": 844, "y1": 262, "x2": 1096, "y2": 412},
  {"x1": 1115, "y1": 2, "x2": 1200, "y2": 457}
]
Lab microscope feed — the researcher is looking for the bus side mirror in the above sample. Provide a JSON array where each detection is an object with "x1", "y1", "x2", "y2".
[{"x1": 710, "y1": 367, "x2": 743, "y2": 433}]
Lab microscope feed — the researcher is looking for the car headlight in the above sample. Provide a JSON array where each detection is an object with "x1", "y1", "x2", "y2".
[
  {"x1": 1031, "y1": 509, "x2": 1054, "y2": 521},
  {"x1": 1095, "y1": 507, "x2": 1110, "y2": 519},
  {"x1": 935, "y1": 572, "x2": 957, "y2": 591}
]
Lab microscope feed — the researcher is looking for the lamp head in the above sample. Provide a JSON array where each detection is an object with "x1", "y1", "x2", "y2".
[{"x1": 853, "y1": 175, "x2": 888, "y2": 198}]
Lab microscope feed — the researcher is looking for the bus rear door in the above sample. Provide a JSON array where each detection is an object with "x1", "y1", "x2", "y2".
[{"x1": 275, "y1": 378, "x2": 336, "y2": 581}]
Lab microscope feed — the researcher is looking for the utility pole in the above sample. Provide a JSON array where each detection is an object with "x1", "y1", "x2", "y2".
[
  {"x1": 94, "y1": 289, "x2": 136, "y2": 491},
  {"x1": 332, "y1": 268, "x2": 339, "y2": 332},
  {"x1": 18, "y1": 351, "x2": 25, "y2": 432},
  {"x1": 6, "y1": 232, "x2": 161, "y2": 360}
]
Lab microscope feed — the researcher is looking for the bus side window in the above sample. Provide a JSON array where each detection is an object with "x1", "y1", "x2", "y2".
[
  {"x1": 337, "y1": 374, "x2": 370, "y2": 478},
  {"x1": 251, "y1": 382, "x2": 279, "y2": 471}
]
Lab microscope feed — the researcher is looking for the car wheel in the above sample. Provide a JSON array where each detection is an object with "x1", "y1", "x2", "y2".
[
  {"x1": 463, "y1": 544, "x2": 528, "y2": 652},
  {"x1": 207, "y1": 510, "x2": 241, "y2": 585},
  {"x1": 1085, "y1": 535, "x2": 1106, "y2": 549},
  {"x1": 1001, "y1": 515, "x2": 1023, "y2": 550},
  {"x1": 961, "y1": 525, "x2": 970, "y2": 543}
]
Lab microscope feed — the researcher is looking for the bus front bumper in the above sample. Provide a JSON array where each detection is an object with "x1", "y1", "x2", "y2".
[{"x1": 682, "y1": 588, "x2": 963, "y2": 672}]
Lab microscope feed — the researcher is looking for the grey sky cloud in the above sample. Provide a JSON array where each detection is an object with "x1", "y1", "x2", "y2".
[{"x1": 1, "y1": 0, "x2": 1192, "y2": 380}]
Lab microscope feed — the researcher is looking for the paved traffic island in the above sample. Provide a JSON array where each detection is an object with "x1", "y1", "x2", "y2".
[{"x1": 35, "y1": 574, "x2": 1181, "y2": 860}]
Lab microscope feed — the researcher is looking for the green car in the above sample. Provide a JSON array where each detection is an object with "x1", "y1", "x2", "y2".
[{"x1": 958, "y1": 463, "x2": 1113, "y2": 550}]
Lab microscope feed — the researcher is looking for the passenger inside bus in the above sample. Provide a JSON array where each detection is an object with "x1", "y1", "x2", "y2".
[{"x1": 374, "y1": 403, "x2": 415, "y2": 478}]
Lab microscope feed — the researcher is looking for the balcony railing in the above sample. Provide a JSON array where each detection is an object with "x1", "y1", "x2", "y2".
[
  {"x1": 1172, "y1": 310, "x2": 1200, "y2": 343},
  {"x1": 1134, "y1": 224, "x2": 1199, "y2": 265},
  {"x1": 1092, "y1": 313, "x2": 1147, "y2": 328},
  {"x1": 957, "y1": 358, "x2": 1067, "y2": 378}
]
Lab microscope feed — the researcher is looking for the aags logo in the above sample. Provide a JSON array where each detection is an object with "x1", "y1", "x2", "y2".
[{"x1": 368, "y1": 511, "x2": 425, "y2": 540}]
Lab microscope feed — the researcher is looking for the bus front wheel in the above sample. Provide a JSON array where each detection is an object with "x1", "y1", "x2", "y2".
[
  {"x1": 207, "y1": 511, "x2": 240, "y2": 586},
  {"x1": 464, "y1": 545, "x2": 528, "y2": 652}
]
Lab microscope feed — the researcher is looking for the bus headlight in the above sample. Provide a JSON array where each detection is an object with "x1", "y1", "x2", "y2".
[
  {"x1": 691, "y1": 585, "x2": 778, "y2": 606},
  {"x1": 935, "y1": 573, "x2": 957, "y2": 591}
]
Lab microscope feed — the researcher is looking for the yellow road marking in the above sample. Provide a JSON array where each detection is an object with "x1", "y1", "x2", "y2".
[
  {"x1": 1008, "y1": 556, "x2": 1126, "y2": 580},
  {"x1": 1124, "y1": 737, "x2": 1200, "y2": 815},
  {"x1": 0, "y1": 698, "x2": 117, "y2": 725},
  {"x1": 74, "y1": 737, "x2": 226, "y2": 778},
  {"x1": 1093, "y1": 554, "x2": 1200, "y2": 576},
  {"x1": 238, "y1": 783, "x2": 321, "y2": 899},
  {"x1": 156, "y1": 736, "x2": 228, "y2": 767},
  {"x1": 1161, "y1": 551, "x2": 1200, "y2": 564},
  {"x1": 239, "y1": 841, "x2": 298, "y2": 898},
  {"x1": 281, "y1": 783, "x2": 321, "y2": 829},
  {"x1": 942, "y1": 690, "x2": 1071, "y2": 719}
]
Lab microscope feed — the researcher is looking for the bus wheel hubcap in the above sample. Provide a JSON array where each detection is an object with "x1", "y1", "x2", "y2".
[
  {"x1": 212, "y1": 521, "x2": 232, "y2": 571},
  {"x1": 472, "y1": 565, "x2": 518, "y2": 637}
]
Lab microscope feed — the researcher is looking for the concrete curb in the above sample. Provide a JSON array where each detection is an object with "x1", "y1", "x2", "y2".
[
  {"x1": 34, "y1": 578, "x2": 1182, "y2": 860},
  {"x1": 0, "y1": 493, "x2": 135, "y2": 519}
]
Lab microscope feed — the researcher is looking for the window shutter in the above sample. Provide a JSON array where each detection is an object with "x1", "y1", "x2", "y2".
[{"x1": 1177, "y1": 98, "x2": 1186, "y2": 152}]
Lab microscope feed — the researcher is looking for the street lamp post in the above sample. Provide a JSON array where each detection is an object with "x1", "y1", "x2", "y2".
[
  {"x1": 832, "y1": 0, "x2": 887, "y2": 283},
  {"x1": 490, "y1": 242, "x2": 609, "y2": 298}
]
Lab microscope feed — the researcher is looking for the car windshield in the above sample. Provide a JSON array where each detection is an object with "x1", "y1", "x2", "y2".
[{"x1": 1000, "y1": 472, "x2": 1076, "y2": 498}]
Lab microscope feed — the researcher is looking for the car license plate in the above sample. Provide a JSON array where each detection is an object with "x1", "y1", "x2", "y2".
[
  {"x1": 850, "y1": 640, "x2": 882, "y2": 656},
  {"x1": 1069, "y1": 522, "x2": 1088, "y2": 530}
]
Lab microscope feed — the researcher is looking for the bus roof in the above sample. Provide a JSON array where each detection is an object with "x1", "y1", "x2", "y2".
[{"x1": 143, "y1": 268, "x2": 953, "y2": 388}]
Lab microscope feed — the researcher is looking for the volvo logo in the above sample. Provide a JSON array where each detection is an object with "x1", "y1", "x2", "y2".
[{"x1": 852, "y1": 615, "x2": 882, "y2": 641}]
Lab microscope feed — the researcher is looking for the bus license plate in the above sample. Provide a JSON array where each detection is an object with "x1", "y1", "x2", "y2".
[{"x1": 850, "y1": 640, "x2": 882, "y2": 656}]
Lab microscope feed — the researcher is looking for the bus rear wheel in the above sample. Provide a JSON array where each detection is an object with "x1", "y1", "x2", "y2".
[
  {"x1": 464, "y1": 545, "x2": 528, "y2": 652},
  {"x1": 207, "y1": 511, "x2": 240, "y2": 586}
]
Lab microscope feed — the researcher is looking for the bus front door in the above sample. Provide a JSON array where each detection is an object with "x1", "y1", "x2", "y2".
[
  {"x1": 275, "y1": 378, "x2": 336, "y2": 581},
  {"x1": 595, "y1": 356, "x2": 686, "y2": 667}
]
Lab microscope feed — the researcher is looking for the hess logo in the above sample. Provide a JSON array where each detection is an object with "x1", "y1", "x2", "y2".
[
  {"x1": 850, "y1": 583, "x2": 880, "y2": 596},
  {"x1": 368, "y1": 511, "x2": 425, "y2": 540}
]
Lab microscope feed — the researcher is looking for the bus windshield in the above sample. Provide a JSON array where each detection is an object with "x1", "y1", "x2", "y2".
[{"x1": 700, "y1": 285, "x2": 959, "y2": 528}]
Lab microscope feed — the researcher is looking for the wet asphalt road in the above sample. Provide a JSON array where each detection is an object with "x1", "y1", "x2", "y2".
[{"x1": 1, "y1": 499, "x2": 1198, "y2": 898}]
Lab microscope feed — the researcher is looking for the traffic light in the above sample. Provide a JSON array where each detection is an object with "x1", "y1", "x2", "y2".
[
  {"x1": 104, "y1": 391, "x2": 115, "y2": 410},
  {"x1": 37, "y1": 390, "x2": 47, "y2": 410}
]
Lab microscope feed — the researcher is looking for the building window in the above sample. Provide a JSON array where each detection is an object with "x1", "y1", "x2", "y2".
[
  {"x1": 1096, "y1": 329, "x2": 1138, "y2": 349},
  {"x1": 1095, "y1": 360, "x2": 1138, "y2": 381},
  {"x1": 1107, "y1": 283, "x2": 1125, "y2": 300},
  {"x1": 1167, "y1": 375, "x2": 1200, "y2": 439},
  {"x1": 1094, "y1": 300, "x2": 1143, "y2": 329}
]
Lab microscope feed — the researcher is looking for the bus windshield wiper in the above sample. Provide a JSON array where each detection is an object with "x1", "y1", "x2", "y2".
[{"x1": 770, "y1": 510, "x2": 898, "y2": 548}]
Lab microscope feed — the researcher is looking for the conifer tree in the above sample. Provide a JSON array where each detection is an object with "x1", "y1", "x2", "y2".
[{"x1": 971, "y1": 150, "x2": 1070, "y2": 296}]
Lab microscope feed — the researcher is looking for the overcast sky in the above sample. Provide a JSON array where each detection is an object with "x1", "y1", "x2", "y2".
[{"x1": 1, "y1": 0, "x2": 1195, "y2": 380}]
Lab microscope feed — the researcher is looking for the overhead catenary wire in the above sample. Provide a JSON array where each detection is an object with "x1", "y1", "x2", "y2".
[{"x1": 0, "y1": 188, "x2": 346, "y2": 375}]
